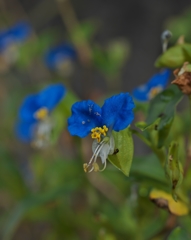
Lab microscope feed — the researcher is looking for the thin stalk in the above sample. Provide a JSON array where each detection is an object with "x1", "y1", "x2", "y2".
[{"x1": 55, "y1": 0, "x2": 92, "y2": 66}]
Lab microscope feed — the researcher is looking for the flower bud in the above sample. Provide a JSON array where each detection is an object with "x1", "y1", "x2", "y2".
[
  {"x1": 165, "y1": 141, "x2": 183, "y2": 200},
  {"x1": 150, "y1": 189, "x2": 189, "y2": 216}
]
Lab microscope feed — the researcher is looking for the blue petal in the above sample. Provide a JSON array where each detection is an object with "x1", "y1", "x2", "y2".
[
  {"x1": 101, "y1": 93, "x2": 135, "y2": 131},
  {"x1": 0, "y1": 30, "x2": 12, "y2": 51},
  {"x1": 0, "y1": 22, "x2": 31, "y2": 52},
  {"x1": 8, "y1": 22, "x2": 31, "y2": 42},
  {"x1": 16, "y1": 120, "x2": 36, "y2": 142},
  {"x1": 132, "y1": 69, "x2": 171, "y2": 102},
  {"x1": 132, "y1": 85, "x2": 150, "y2": 101},
  {"x1": 147, "y1": 69, "x2": 170, "y2": 89},
  {"x1": 68, "y1": 100, "x2": 102, "y2": 137},
  {"x1": 19, "y1": 94, "x2": 39, "y2": 121},
  {"x1": 37, "y1": 84, "x2": 66, "y2": 111},
  {"x1": 44, "y1": 44, "x2": 77, "y2": 69}
]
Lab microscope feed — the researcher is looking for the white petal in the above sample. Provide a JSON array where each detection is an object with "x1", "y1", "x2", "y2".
[
  {"x1": 92, "y1": 135, "x2": 115, "y2": 164},
  {"x1": 108, "y1": 135, "x2": 115, "y2": 155},
  {"x1": 99, "y1": 144, "x2": 111, "y2": 164}
]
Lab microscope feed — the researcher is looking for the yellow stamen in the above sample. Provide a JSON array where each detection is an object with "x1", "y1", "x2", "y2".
[
  {"x1": 93, "y1": 162, "x2": 100, "y2": 172},
  {"x1": 83, "y1": 163, "x2": 88, "y2": 172},
  {"x1": 103, "y1": 125, "x2": 108, "y2": 132},
  {"x1": 149, "y1": 86, "x2": 163, "y2": 99},
  {"x1": 91, "y1": 132, "x2": 99, "y2": 138},
  {"x1": 34, "y1": 107, "x2": 48, "y2": 120},
  {"x1": 90, "y1": 125, "x2": 108, "y2": 142},
  {"x1": 82, "y1": 139, "x2": 107, "y2": 173}
]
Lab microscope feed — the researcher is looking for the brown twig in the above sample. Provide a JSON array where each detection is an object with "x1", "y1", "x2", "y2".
[
  {"x1": 151, "y1": 214, "x2": 177, "y2": 239},
  {"x1": 55, "y1": 0, "x2": 92, "y2": 66}
]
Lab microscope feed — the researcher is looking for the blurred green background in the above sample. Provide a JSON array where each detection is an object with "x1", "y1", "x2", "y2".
[{"x1": 1, "y1": 0, "x2": 191, "y2": 239}]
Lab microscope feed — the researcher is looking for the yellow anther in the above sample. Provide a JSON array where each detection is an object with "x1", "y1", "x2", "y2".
[
  {"x1": 103, "y1": 125, "x2": 108, "y2": 132},
  {"x1": 91, "y1": 125, "x2": 109, "y2": 142},
  {"x1": 93, "y1": 162, "x2": 100, "y2": 172},
  {"x1": 83, "y1": 163, "x2": 88, "y2": 172},
  {"x1": 91, "y1": 132, "x2": 98, "y2": 138},
  {"x1": 91, "y1": 132, "x2": 101, "y2": 142},
  {"x1": 34, "y1": 107, "x2": 48, "y2": 120},
  {"x1": 149, "y1": 86, "x2": 163, "y2": 99},
  {"x1": 92, "y1": 132, "x2": 98, "y2": 138}
]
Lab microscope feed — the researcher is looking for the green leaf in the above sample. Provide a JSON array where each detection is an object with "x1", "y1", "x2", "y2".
[
  {"x1": 72, "y1": 21, "x2": 97, "y2": 43},
  {"x1": 2, "y1": 183, "x2": 80, "y2": 240},
  {"x1": 57, "y1": 90, "x2": 78, "y2": 116},
  {"x1": 134, "y1": 86, "x2": 183, "y2": 162},
  {"x1": 155, "y1": 44, "x2": 191, "y2": 68},
  {"x1": 50, "y1": 91, "x2": 78, "y2": 144},
  {"x1": 131, "y1": 154, "x2": 167, "y2": 185},
  {"x1": 133, "y1": 100, "x2": 149, "y2": 114},
  {"x1": 108, "y1": 127, "x2": 134, "y2": 176},
  {"x1": 181, "y1": 45, "x2": 191, "y2": 64},
  {"x1": 145, "y1": 85, "x2": 182, "y2": 127},
  {"x1": 92, "y1": 46, "x2": 111, "y2": 74},
  {"x1": 92, "y1": 39, "x2": 130, "y2": 76},
  {"x1": 106, "y1": 39, "x2": 130, "y2": 72},
  {"x1": 165, "y1": 7, "x2": 191, "y2": 42},
  {"x1": 167, "y1": 227, "x2": 190, "y2": 240},
  {"x1": 2, "y1": 192, "x2": 58, "y2": 240},
  {"x1": 0, "y1": 147, "x2": 28, "y2": 199},
  {"x1": 135, "y1": 121, "x2": 149, "y2": 131},
  {"x1": 51, "y1": 109, "x2": 66, "y2": 144},
  {"x1": 143, "y1": 213, "x2": 167, "y2": 240},
  {"x1": 157, "y1": 117, "x2": 174, "y2": 148},
  {"x1": 97, "y1": 232, "x2": 117, "y2": 240},
  {"x1": 17, "y1": 31, "x2": 55, "y2": 68}
]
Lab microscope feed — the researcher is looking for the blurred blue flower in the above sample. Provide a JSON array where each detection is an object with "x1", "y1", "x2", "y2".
[
  {"x1": 8, "y1": 22, "x2": 31, "y2": 42},
  {"x1": 16, "y1": 84, "x2": 66, "y2": 146},
  {"x1": 19, "y1": 84, "x2": 66, "y2": 121},
  {"x1": 44, "y1": 43, "x2": 77, "y2": 75},
  {"x1": 0, "y1": 21, "x2": 31, "y2": 51},
  {"x1": 132, "y1": 69, "x2": 170, "y2": 102},
  {"x1": 16, "y1": 120, "x2": 36, "y2": 142},
  {"x1": 68, "y1": 93, "x2": 135, "y2": 172}
]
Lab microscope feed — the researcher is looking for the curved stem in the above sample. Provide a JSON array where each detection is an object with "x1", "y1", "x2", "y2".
[{"x1": 55, "y1": 0, "x2": 92, "y2": 66}]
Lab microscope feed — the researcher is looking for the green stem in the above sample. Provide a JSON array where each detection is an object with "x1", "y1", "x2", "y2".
[
  {"x1": 183, "y1": 96, "x2": 191, "y2": 177},
  {"x1": 132, "y1": 129, "x2": 166, "y2": 166}
]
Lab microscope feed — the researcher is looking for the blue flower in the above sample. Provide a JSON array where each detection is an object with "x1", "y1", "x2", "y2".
[
  {"x1": 0, "y1": 21, "x2": 31, "y2": 52},
  {"x1": 8, "y1": 22, "x2": 31, "y2": 42},
  {"x1": 19, "y1": 84, "x2": 66, "y2": 121},
  {"x1": 44, "y1": 43, "x2": 77, "y2": 70},
  {"x1": 132, "y1": 69, "x2": 170, "y2": 102},
  {"x1": 16, "y1": 84, "x2": 66, "y2": 147},
  {"x1": 68, "y1": 93, "x2": 135, "y2": 172},
  {"x1": 16, "y1": 120, "x2": 36, "y2": 142}
]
